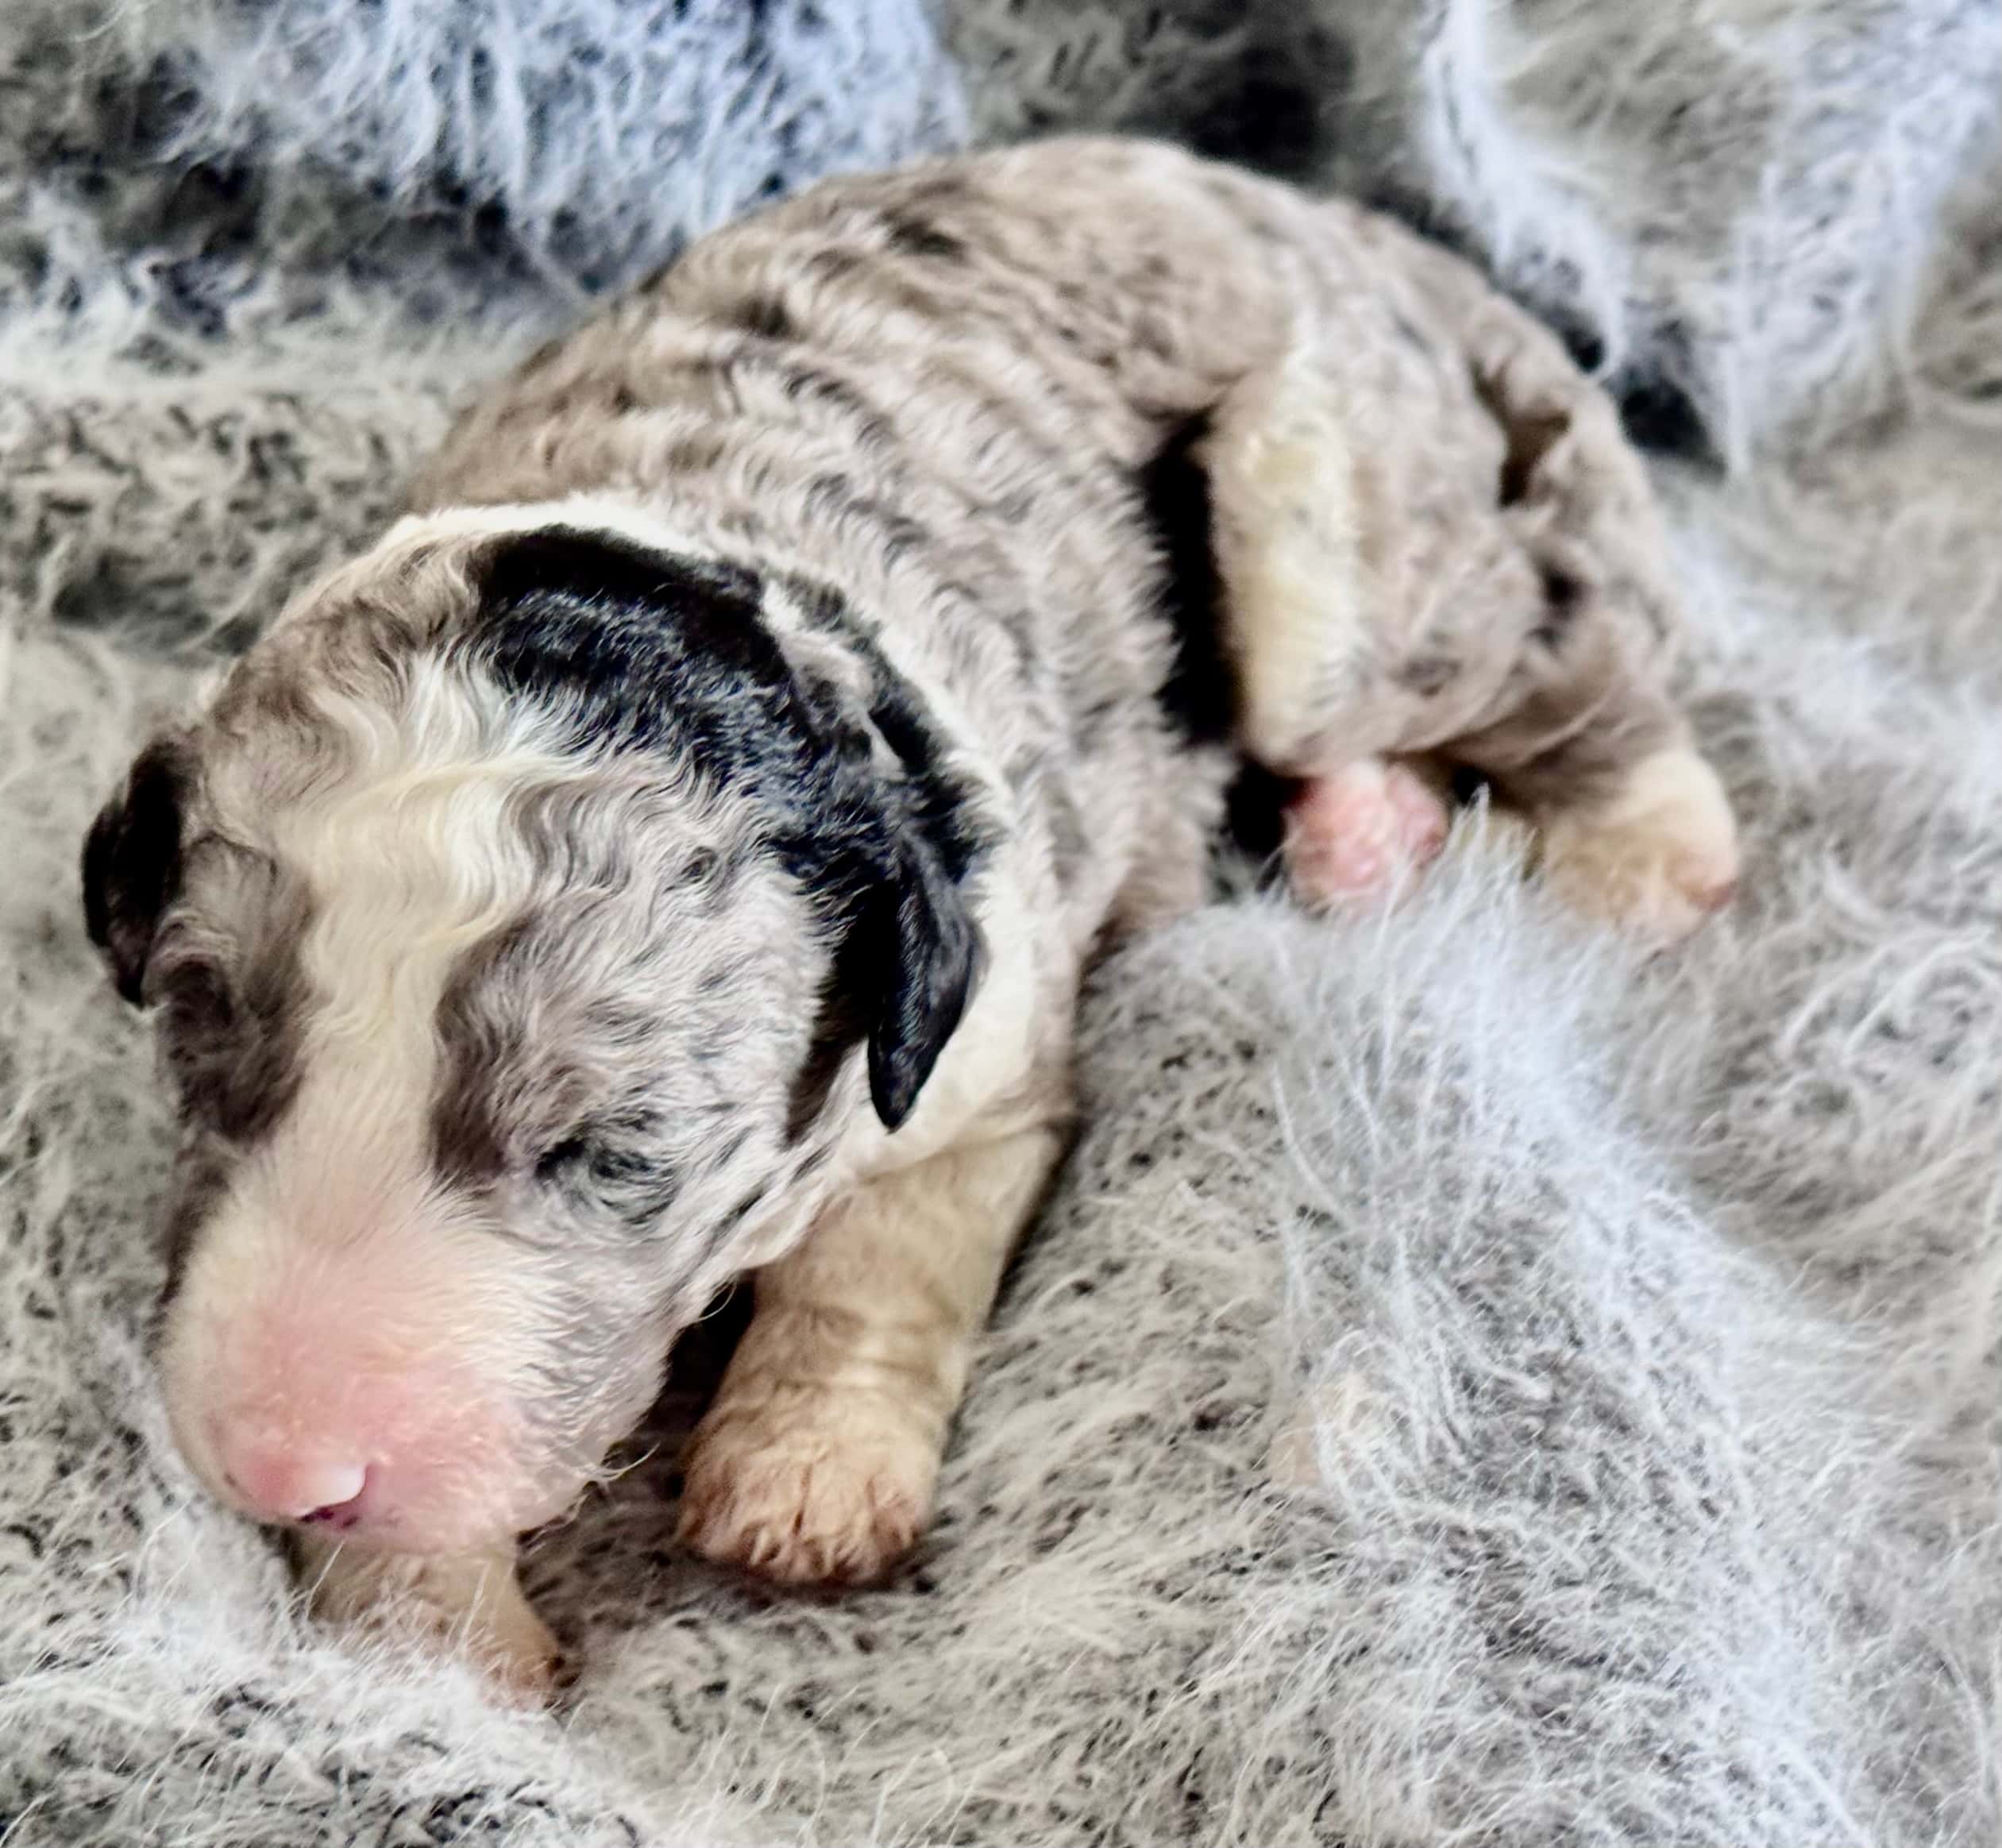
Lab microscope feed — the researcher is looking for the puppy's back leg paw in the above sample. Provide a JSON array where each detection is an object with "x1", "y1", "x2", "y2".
[
  {"x1": 1283, "y1": 756, "x2": 1452, "y2": 907},
  {"x1": 1537, "y1": 745, "x2": 1739, "y2": 944}
]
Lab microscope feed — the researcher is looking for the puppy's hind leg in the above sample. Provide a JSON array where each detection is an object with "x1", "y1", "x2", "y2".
[
  {"x1": 1201, "y1": 268, "x2": 1738, "y2": 943},
  {"x1": 679, "y1": 1121, "x2": 1062, "y2": 1586},
  {"x1": 1416, "y1": 257, "x2": 1740, "y2": 943},
  {"x1": 1196, "y1": 340, "x2": 1452, "y2": 906}
]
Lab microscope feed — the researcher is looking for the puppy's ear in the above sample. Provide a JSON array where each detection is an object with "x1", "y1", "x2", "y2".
[
  {"x1": 864, "y1": 835, "x2": 984, "y2": 1132},
  {"x1": 82, "y1": 738, "x2": 191, "y2": 1005}
]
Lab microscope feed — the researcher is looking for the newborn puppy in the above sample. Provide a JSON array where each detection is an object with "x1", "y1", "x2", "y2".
[{"x1": 83, "y1": 137, "x2": 1738, "y2": 1697}]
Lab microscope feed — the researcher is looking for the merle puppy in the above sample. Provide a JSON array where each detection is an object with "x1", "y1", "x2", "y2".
[{"x1": 83, "y1": 137, "x2": 1738, "y2": 1698}]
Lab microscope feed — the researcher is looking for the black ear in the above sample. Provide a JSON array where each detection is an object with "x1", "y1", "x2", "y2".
[
  {"x1": 82, "y1": 739, "x2": 191, "y2": 1005},
  {"x1": 865, "y1": 837, "x2": 984, "y2": 1132}
]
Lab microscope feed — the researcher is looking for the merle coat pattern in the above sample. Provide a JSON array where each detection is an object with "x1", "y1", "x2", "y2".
[{"x1": 80, "y1": 137, "x2": 1738, "y2": 1696}]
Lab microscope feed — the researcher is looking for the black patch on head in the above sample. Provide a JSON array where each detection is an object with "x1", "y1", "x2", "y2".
[
  {"x1": 473, "y1": 530, "x2": 777, "y2": 758},
  {"x1": 460, "y1": 529, "x2": 986, "y2": 1138},
  {"x1": 83, "y1": 737, "x2": 192, "y2": 1005},
  {"x1": 1138, "y1": 415, "x2": 1237, "y2": 747},
  {"x1": 785, "y1": 575, "x2": 985, "y2": 884}
]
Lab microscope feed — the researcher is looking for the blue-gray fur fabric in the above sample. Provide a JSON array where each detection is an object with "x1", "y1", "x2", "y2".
[{"x1": 2, "y1": 2, "x2": 1999, "y2": 1842}]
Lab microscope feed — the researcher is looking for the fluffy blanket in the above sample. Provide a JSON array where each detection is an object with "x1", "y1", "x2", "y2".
[{"x1": 3, "y1": 2, "x2": 1999, "y2": 1842}]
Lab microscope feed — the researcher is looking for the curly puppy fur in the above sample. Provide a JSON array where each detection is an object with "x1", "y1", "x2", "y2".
[{"x1": 81, "y1": 137, "x2": 1735, "y2": 1694}]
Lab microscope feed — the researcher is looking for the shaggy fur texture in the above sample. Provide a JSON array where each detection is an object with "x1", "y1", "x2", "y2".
[
  {"x1": 2, "y1": 2, "x2": 1999, "y2": 1845},
  {"x1": 86, "y1": 135, "x2": 1735, "y2": 1693},
  {"x1": 947, "y1": 0, "x2": 2002, "y2": 462}
]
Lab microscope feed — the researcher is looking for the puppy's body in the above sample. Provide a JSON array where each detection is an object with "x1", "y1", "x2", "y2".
[{"x1": 84, "y1": 138, "x2": 1736, "y2": 1696}]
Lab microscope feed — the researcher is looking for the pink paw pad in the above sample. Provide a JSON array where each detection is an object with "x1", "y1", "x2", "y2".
[{"x1": 1284, "y1": 758, "x2": 1452, "y2": 906}]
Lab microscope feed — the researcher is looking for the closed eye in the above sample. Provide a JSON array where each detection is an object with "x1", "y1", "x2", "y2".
[{"x1": 531, "y1": 1121, "x2": 677, "y2": 1208}]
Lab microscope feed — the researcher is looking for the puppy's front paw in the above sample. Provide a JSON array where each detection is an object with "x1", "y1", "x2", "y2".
[
  {"x1": 302, "y1": 1541, "x2": 565, "y2": 1708},
  {"x1": 455, "y1": 1582, "x2": 568, "y2": 1709},
  {"x1": 1538, "y1": 746, "x2": 1739, "y2": 945},
  {"x1": 679, "y1": 1387, "x2": 942, "y2": 1586}
]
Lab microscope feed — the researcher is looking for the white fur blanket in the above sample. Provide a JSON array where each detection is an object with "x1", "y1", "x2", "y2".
[{"x1": 2, "y1": 4, "x2": 1998, "y2": 1842}]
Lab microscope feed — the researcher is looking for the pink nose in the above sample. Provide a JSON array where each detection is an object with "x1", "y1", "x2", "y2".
[{"x1": 218, "y1": 1441, "x2": 371, "y2": 1527}]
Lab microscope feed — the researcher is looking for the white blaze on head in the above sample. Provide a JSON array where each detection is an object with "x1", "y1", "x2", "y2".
[{"x1": 159, "y1": 654, "x2": 605, "y2": 1553}]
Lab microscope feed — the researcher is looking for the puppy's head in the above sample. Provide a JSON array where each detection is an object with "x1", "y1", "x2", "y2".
[{"x1": 84, "y1": 508, "x2": 983, "y2": 1554}]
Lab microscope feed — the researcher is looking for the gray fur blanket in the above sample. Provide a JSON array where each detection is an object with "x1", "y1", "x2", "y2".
[{"x1": 3, "y1": 2, "x2": 1999, "y2": 1842}]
